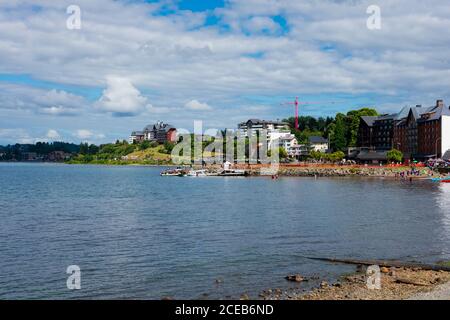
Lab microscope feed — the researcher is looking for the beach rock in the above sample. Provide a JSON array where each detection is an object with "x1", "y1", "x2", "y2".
[
  {"x1": 240, "y1": 294, "x2": 250, "y2": 300},
  {"x1": 320, "y1": 281, "x2": 328, "y2": 288},
  {"x1": 380, "y1": 267, "x2": 390, "y2": 274},
  {"x1": 285, "y1": 274, "x2": 305, "y2": 282}
]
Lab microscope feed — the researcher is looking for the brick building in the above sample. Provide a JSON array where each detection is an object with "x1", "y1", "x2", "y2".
[
  {"x1": 129, "y1": 121, "x2": 177, "y2": 144},
  {"x1": 358, "y1": 99, "x2": 450, "y2": 160}
]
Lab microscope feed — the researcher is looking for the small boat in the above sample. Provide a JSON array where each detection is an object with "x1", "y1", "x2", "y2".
[
  {"x1": 186, "y1": 169, "x2": 208, "y2": 177},
  {"x1": 160, "y1": 168, "x2": 185, "y2": 176},
  {"x1": 217, "y1": 169, "x2": 248, "y2": 177},
  {"x1": 431, "y1": 176, "x2": 450, "y2": 182}
]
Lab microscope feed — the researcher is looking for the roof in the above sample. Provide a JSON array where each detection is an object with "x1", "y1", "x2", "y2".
[
  {"x1": 308, "y1": 136, "x2": 328, "y2": 144},
  {"x1": 131, "y1": 131, "x2": 144, "y2": 136},
  {"x1": 143, "y1": 122, "x2": 175, "y2": 132},
  {"x1": 443, "y1": 150, "x2": 450, "y2": 161},
  {"x1": 239, "y1": 119, "x2": 288, "y2": 126},
  {"x1": 375, "y1": 114, "x2": 396, "y2": 121},
  {"x1": 357, "y1": 151, "x2": 388, "y2": 161},
  {"x1": 418, "y1": 103, "x2": 450, "y2": 122},
  {"x1": 360, "y1": 116, "x2": 378, "y2": 127},
  {"x1": 279, "y1": 134, "x2": 296, "y2": 141}
]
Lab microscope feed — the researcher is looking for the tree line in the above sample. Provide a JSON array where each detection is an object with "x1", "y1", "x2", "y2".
[{"x1": 283, "y1": 107, "x2": 378, "y2": 151}]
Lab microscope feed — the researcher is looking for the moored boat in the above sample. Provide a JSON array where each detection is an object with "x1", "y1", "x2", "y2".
[
  {"x1": 217, "y1": 169, "x2": 248, "y2": 177},
  {"x1": 186, "y1": 169, "x2": 208, "y2": 177},
  {"x1": 160, "y1": 168, "x2": 185, "y2": 176}
]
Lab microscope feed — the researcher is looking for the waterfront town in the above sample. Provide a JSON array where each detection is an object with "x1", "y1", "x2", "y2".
[
  {"x1": 2, "y1": 99, "x2": 450, "y2": 168},
  {"x1": 126, "y1": 99, "x2": 450, "y2": 165}
]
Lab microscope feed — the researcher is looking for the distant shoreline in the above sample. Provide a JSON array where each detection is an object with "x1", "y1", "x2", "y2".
[{"x1": 2, "y1": 161, "x2": 441, "y2": 180}]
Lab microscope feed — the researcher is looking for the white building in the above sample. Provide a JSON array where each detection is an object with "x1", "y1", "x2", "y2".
[
  {"x1": 238, "y1": 119, "x2": 289, "y2": 137},
  {"x1": 308, "y1": 136, "x2": 329, "y2": 153},
  {"x1": 288, "y1": 144, "x2": 310, "y2": 157},
  {"x1": 442, "y1": 113, "x2": 450, "y2": 159},
  {"x1": 238, "y1": 119, "x2": 293, "y2": 151}
]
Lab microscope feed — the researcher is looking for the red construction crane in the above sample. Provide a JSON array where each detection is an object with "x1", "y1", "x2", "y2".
[{"x1": 280, "y1": 97, "x2": 337, "y2": 130}]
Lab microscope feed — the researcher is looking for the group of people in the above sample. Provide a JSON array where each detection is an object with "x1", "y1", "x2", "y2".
[{"x1": 395, "y1": 168, "x2": 422, "y2": 181}]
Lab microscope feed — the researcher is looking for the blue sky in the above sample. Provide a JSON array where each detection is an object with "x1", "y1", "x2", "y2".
[{"x1": 1, "y1": 0, "x2": 450, "y2": 144}]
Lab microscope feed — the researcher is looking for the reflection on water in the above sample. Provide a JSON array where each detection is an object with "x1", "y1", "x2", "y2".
[{"x1": 1, "y1": 163, "x2": 450, "y2": 299}]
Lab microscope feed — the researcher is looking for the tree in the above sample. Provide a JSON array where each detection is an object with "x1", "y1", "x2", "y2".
[
  {"x1": 387, "y1": 149, "x2": 403, "y2": 163},
  {"x1": 79, "y1": 143, "x2": 89, "y2": 155},
  {"x1": 279, "y1": 147, "x2": 288, "y2": 159},
  {"x1": 163, "y1": 141, "x2": 175, "y2": 154},
  {"x1": 332, "y1": 113, "x2": 347, "y2": 152},
  {"x1": 346, "y1": 108, "x2": 378, "y2": 147},
  {"x1": 139, "y1": 141, "x2": 151, "y2": 150}
]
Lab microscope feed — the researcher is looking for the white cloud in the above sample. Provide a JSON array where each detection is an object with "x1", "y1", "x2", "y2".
[
  {"x1": 185, "y1": 99, "x2": 212, "y2": 111},
  {"x1": 46, "y1": 129, "x2": 60, "y2": 140},
  {"x1": 1, "y1": 0, "x2": 450, "y2": 136},
  {"x1": 74, "y1": 129, "x2": 94, "y2": 140},
  {"x1": 0, "y1": 84, "x2": 85, "y2": 116},
  {"x1": 73, "y1": 129, "x2": 106, "y2": 142},
  {"x1": 95, "y1": 76, "x2": 148, "y2": 116},
  {"x1": 0, "y1": 128, "x2": 34, "y2": 144},
  {"x1": 242, "y1": 16, "x2": 280, "y2": 34}
]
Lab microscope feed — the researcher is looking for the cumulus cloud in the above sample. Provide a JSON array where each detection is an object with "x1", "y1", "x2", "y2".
[
  {"x1": 242, "y1": 16, "x2": 280, "y2": 34},
  {"x1": 1, "y1": 0, "x2": 450, "y2": 140},
  {"x1": 185, "y1": 99, "x2": 212, "y2": 111},
  {"x1": 95, "y1": 77, "x2": 148, "y2": 116},
  {"x1": 46, "y1": 129, "x2": 60, "y2": 140},
  {"x1": 73, "y1": 129, "x2": 105, "y2": 141},
  {"x1": 74, "y1": 129, "x2": 94, "y2": 140},
  {"x1": 0, "y1": 128, "x2": 35, "y2": 144},
  {"x1": 0, "y1": 84, "x2": 85, "y2": 116}
]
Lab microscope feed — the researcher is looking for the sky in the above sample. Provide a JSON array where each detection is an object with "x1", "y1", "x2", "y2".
[{"x1": 1, "y1": 0, "x2": 450, "y2": 144}]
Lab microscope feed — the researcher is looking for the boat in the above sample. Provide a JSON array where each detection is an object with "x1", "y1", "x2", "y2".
[
  {"x1": 160, "y1": 168, "x2": 185, "y2": 176},
  {"x1": 217, "y1": 169, "x2": 248, "y2": 177},
  {"x1": 186, "y1": 169, "x2": 208, "y2": 177},
  {"x1": 431, "y1": 176, "x2": 450, "y2": 182}
]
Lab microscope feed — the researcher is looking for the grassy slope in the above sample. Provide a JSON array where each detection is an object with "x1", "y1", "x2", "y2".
[{"x1": 125, "y1": 145, "x2": 171, "y2": 162}]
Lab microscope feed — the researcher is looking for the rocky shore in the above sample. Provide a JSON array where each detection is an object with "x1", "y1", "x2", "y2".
[
  {"x1": 244, "y1": 165, "x2": 437, "y2": 178},
  {"x1": 258, "y1": 266, "x2": 450, "y2": 300}
]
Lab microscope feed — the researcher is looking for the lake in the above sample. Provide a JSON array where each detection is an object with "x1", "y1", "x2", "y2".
[{"x1": 1, "y1": 163, "x2": 450, "y2": 299}]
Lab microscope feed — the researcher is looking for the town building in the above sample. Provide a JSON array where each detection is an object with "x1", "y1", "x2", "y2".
[
  {"x1": 129, "y1": 121, "x2": 177, "y2": 144},
  {"x1": 238, "y1": 118, "x2": 293, "y2": 152},
  {"x1": 308, "y1": 136, "x2": 329, "y2": 153},
  {"x1": 238, "y1": 119, "x2": 289, "y2": 137},
  {"x1": 129, "y1": 131, "x2": 145, "y2": 144},
  {"x1": 46, "y1": 151, "x2": 71, "y2": 162},
  {"x1": 416, "y1": 100, "x2": 450, "y2": 159},
  {"x1": 357, "y1": 99, "x2": 450, "y2": 161}
]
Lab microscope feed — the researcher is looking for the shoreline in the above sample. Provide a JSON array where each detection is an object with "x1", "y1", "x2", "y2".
[
  {"x1": 260, "y1": 266, "x2": 450, "y2": 300},
  {"x1": 1, "y1": 161, "x2": 442, "y2": 180}
]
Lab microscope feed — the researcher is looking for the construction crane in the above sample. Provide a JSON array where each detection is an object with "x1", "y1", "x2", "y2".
[{"x1": 280, "y1": 97, "x2": 337, "y2": 130}]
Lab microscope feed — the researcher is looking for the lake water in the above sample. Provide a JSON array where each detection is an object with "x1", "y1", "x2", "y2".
[{"x1": 1, "y1": 163, "x2": 450, "y2": 299}]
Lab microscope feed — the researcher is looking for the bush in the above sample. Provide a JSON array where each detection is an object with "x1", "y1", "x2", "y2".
[
  {"x1": 387, "y1": 149, "x2": 403, "y2": 163},
  {"x1": 139, "y1": 141, "x2": 151, "y2": 150},
  {"x1": 163, "y1": 141, "x2": 175, "y2": 154},
  {"x1": 308, "y1": 150, "x2": 345, "y2": 162}
]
